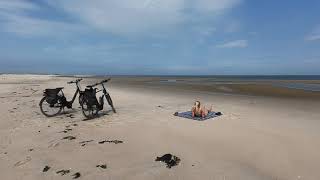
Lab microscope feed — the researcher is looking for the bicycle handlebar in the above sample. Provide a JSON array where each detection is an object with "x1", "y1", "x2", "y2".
[
  {"x1": 88, "y1": 78, "x2": 111, "y2": 87},
  {"x1": 101, "y1": 78, "x2": 111, "y2": 83},
  {"x1": 67, "y1": 78, "x2": 83, "y2": 84}
]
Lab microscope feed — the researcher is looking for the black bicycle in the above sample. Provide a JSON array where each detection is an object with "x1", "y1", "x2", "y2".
[
  {"x1": 39, "y1": 78, "x2": 84, "y2": 117},
  {"x1": 81, "y1": 78, "x2": 116, "y2": 119}
]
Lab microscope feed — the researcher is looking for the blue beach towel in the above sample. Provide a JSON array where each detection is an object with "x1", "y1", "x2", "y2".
[{"x1": 174, "y1": 111, "x2": 222, "y2": 121}]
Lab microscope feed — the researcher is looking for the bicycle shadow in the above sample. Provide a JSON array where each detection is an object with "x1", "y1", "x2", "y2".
[
  {"x1": 82, "y1": 109, "x2": 114, "y2": 121},
  {"x1": 53, "y1": 109, "x2": 78, "y2": 119}
]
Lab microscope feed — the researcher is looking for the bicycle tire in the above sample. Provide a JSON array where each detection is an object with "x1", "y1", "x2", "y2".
[
  {"x1": 81, "y1": 99, "x2": 99, "y2": 119},
  {"x1": 39, "y1": 96, "x2": 62, "y2": 117},
  {"x1": 105, "y1": 94, "x2": 116, "y2": 113}
]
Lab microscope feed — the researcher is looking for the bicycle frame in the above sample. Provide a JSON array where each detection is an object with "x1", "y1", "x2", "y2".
[
  {"x1": 67, "y1": 82, "x2": 82, "y2": 104},
  {"x1": 58, "y1": 80, "x2": 83, "y2": 108},
  {"x1": 101, "y1": 83, "x2": 108, "y2": 95}
]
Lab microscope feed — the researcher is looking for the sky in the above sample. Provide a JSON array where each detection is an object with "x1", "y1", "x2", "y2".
[{"x1": 0, "y1": 0, "x2": 319, "y2": 75}]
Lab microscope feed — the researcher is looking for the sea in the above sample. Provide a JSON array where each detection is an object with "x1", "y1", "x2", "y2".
[{"x1": 151, "y1": 75, "x2": 320, "y2": 92}]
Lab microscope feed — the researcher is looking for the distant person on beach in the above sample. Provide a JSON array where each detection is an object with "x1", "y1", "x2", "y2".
[{"x1": 191, "y1": 101, "x2": 212, "y2": 118}]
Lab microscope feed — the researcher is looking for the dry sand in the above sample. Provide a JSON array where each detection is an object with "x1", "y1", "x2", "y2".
[{"x1": 1, "y1": 74, "x2": 320, "y2": 180}]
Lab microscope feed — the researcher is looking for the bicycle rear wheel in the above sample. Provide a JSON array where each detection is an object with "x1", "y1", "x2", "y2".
[
  {"x1": 39, "y1": 96, "x2": 62, "y2": 117},
  {"x1": 81, "y1": 100, "x2": 99, "y2": 119}
]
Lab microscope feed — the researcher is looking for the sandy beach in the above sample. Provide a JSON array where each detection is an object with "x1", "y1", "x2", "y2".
[{"x1": 1, "y1": 74, "x2": 320, "y2": 180}]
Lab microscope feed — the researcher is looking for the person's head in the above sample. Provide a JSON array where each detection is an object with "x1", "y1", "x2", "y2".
[{"x1": 195, "y1": 101, "x2": 200, "y2": 108}]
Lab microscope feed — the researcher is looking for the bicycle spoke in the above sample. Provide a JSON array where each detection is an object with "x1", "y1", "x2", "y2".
[{"x1": 40, "y1": 97, "x2": 62, "y2": 117}]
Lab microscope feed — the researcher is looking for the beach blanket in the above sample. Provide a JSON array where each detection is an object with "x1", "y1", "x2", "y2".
[{"x1": 174, "y1": 111, "x2": 222, "y2": 121}]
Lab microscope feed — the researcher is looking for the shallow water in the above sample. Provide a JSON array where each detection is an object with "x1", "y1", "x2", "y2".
[
  {"x1": 272, "y1": 83, "x2": 320, "y2": 92},
  {"x1": 156, "y1": 77, "x2": 320, "y2": 92}
]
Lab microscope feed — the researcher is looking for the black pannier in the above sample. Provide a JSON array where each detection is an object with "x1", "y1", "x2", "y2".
[
  {"x1": 84, "y1": 88, "x2": 98, "y2": 106},
  {"x1": 44, "y1": 88, "x2": 61, "y2": 104}
]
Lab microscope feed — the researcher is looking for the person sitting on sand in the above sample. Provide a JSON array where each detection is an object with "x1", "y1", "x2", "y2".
[{"x1": 191, "y1": 101, "x2": 212, "y2": 118}]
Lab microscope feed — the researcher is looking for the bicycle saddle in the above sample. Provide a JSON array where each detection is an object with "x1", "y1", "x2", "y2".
[
  {"x1": 45, "y1": 87, "x2": 63, "y2": 91},
  {"x1": 44, "y1": 87, "x2": 63, "y2": 96}
]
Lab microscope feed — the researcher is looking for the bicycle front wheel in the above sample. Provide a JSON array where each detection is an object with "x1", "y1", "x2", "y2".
[
  {"x1": 78, "y1": 93, "x2": 84, "y2": 106},
  {"x1": 39, "y1": 96, "x2": 62, "y2": 117},
  {"x1": 106, "y1": 94, "x2": 116, "y2": 113}
]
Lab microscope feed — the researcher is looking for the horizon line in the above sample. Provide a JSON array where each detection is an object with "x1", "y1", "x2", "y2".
[{"x1": 1, "y1": 73, "x2": 320, "y2": 77}]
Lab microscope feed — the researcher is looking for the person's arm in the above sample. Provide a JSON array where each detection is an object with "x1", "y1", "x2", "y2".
[{"x1": 191, "y1": 107, "x2": 195, "y2": 117}]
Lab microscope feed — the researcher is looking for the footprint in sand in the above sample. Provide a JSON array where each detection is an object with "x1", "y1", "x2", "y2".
[
  {"x1": 60, "y1": 128, "x2": 72, "y2": 133},
  {"x1": 79, "y1": 140, "x2": 94, "y2": 146},
  {"x1": 48, "y1": 140, "x2": 60, "y2": 148},
  {"x1": 14, "y1": 156, "x2": 31, "y2": 167}
]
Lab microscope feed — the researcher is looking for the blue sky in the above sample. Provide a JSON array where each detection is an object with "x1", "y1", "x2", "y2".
[{"x1": 0, "y1": 0, "x2": 319, "y2": 75}]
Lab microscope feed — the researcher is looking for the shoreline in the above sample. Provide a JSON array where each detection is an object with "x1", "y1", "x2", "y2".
[
  {"x1": 2, "y1": 74, "x2": 320, "y2": 99},
  {"x1": 1, "y1": 74, "x2": 320, "y2": 100}
]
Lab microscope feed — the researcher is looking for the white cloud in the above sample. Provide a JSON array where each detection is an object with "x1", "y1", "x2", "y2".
[
  {"x1": 305, "y1": 25, "x2": 320, "y2": 41},
  {"x1": 305, "y1": 34, "x2": 320, "y2": 41},
  {"x1": 47, "y1": 0, "x2": 184, "y2": 35},
  {"x1": 191, "y1": 0, "x2": 241, "y2": 12},
  {"x1": 0, "y1": 0, "x2": 38, "y2": 12},
  {"x1": 0, "y1": 0, "x2": 242, "y2": 37},
  {"x1": 0, "y1": 0, "x2": 83, "y2": 37},
  {"x1": 47, "y1": 0, "x2": 241, "y2": 35},
  {"x1": 0, "y1": 13, "x2": 82, "y2": 37},
  {"x1": 216, "y1": 39, "x2": 248, "y2": 48}
]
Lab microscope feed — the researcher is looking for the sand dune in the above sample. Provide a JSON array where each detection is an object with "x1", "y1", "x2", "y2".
[{"x1": 1, "y1": 75, "x2": 320, "y2": 180}]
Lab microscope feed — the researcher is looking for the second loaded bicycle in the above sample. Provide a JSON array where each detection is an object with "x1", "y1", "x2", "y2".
[{"x1": 81, "y1": 78, "x2": 116, "y2": 119}]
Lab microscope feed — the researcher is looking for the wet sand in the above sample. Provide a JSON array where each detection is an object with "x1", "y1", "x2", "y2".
[
  {"x1": 1, "y1": 74, "x2": 320, "y2": 180},
  {"x1": 102, "y1": 76, "x2": 320, "y2": 99}
]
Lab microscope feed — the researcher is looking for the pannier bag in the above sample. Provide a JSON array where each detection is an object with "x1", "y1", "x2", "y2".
[
  {"x1": 84, "y1": 88, "x2": 98, "y2": 106},
  {"x1": 44, "y1": 88, "x2": 61, "y2": 105}
]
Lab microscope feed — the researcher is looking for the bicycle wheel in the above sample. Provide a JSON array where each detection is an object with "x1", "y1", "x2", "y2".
[
  {"x1": 81, "y1": 99, "x2": 99, "y2": 119},
  {"x1": 39, "y1": 96, "x2": 62, "y2": 117},
  {"x1": 106, "y1": 94, "x2": 116, "y2": 113}
]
